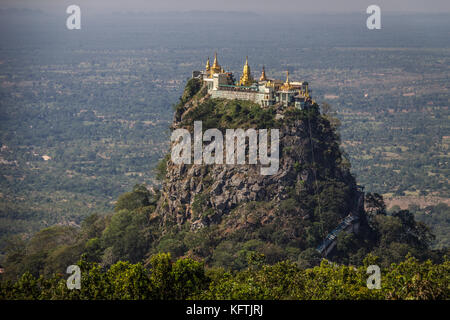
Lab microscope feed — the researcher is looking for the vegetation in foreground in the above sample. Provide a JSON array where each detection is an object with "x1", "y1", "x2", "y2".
[
  {"x1": 0, "y1": 253, "x2": 448, "y2": 300},
  {"x1": 1, "y1": 183, "x2": 448, "y2": 300}
]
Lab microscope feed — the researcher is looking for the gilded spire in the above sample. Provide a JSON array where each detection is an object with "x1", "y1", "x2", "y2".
[
  {"x1": 212, "y1": 52, "x2": 219, "y2": 68},
  {"x1": 259, "y1": 65, "x2": 267, "y2": 81},
  {"x1": 205, "y1": 57, "x2": 210, "y2": 72},
  {"x1": 242, "y1": 56, "x2": 249, "y2": 75},
  {"x1": 239, "y1": 56, "x2": 253, "y2": 86},
  {"x1": 210, "y1": 51, "x2": 222, "y2": 75},
  {"x1": 280, "y1": 70, "x2": 292, "y2": 91}
]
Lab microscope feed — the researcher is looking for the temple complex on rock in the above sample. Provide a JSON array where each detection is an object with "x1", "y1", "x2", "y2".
[{"x1": 192, "y1": 52, "x2": 314, "y2": 108}]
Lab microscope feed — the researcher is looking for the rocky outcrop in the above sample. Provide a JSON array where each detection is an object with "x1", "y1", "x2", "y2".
[{"x1": 156, "y1": 81, "x2": 358, "y2": 232}]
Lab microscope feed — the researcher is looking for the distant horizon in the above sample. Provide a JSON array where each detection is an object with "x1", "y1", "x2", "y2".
[
  {"x1": 2, "y1": 7, "x2": 450, "y2": 16},
  {"x1": 1, "y1": 0, "x2": 450, "y2": 15}
]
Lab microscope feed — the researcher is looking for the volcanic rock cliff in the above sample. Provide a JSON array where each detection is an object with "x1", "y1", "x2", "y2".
[{"x1": 155, "y1": 78, "x2": 364, "y2": 264}]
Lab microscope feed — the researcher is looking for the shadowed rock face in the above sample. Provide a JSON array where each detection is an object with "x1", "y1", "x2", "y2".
[
  {"x1": 156, "y1": 81, "x2": 359, "y2": 234},
  {"x1": 160, "y1": 124, "x2": 308, "y2": 227}
]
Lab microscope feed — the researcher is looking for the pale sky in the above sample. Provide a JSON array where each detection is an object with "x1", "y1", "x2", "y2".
[{"x1": 2, "y1": 0, "x2": 450, "y2": 14}]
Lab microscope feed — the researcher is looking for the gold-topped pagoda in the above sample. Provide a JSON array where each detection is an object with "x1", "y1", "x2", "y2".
[
  {"x1": 259, "y1": 65, "x2": 267, "y2": 81},
  {"x1": 209, "y1": 52, "x2": 222, "y2": 76},
  {"x1": 239, "y1": 56, "x2": 254, "y2": 87},
  {"x1": 205, "y1": 57, "x2": 211, "y2": 73},
  {"x1": 280, "y1": 71, "x2": 293, "y2": 91}
]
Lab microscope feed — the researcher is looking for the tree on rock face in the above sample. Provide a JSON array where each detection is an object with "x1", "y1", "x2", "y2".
[
  {"x1": 337, "y1": 232, "x2": 359, "y2": 255},
  {"x1": 391, "y1": 210, "x2": 435, "y2": 249},
  {"x1": 374, "y1": 215, "x2": 404, "y2": 247},
  {"x1": 115, "y1": 184, "x2": 157, "y2": 212},
  {"x1": 321, "y1": 102, "x2": 341, "y2": 130},
  {"x1": 102, "y1": 208, "x2": 152, "y2": 265},
  {"x1": 365, "y1": 192, "x2": 386, "y2": 218}
]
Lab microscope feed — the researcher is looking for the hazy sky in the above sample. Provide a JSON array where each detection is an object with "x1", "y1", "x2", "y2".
[{"x1": 3, "y1": 0, "x2": 450, "y2": 14}]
